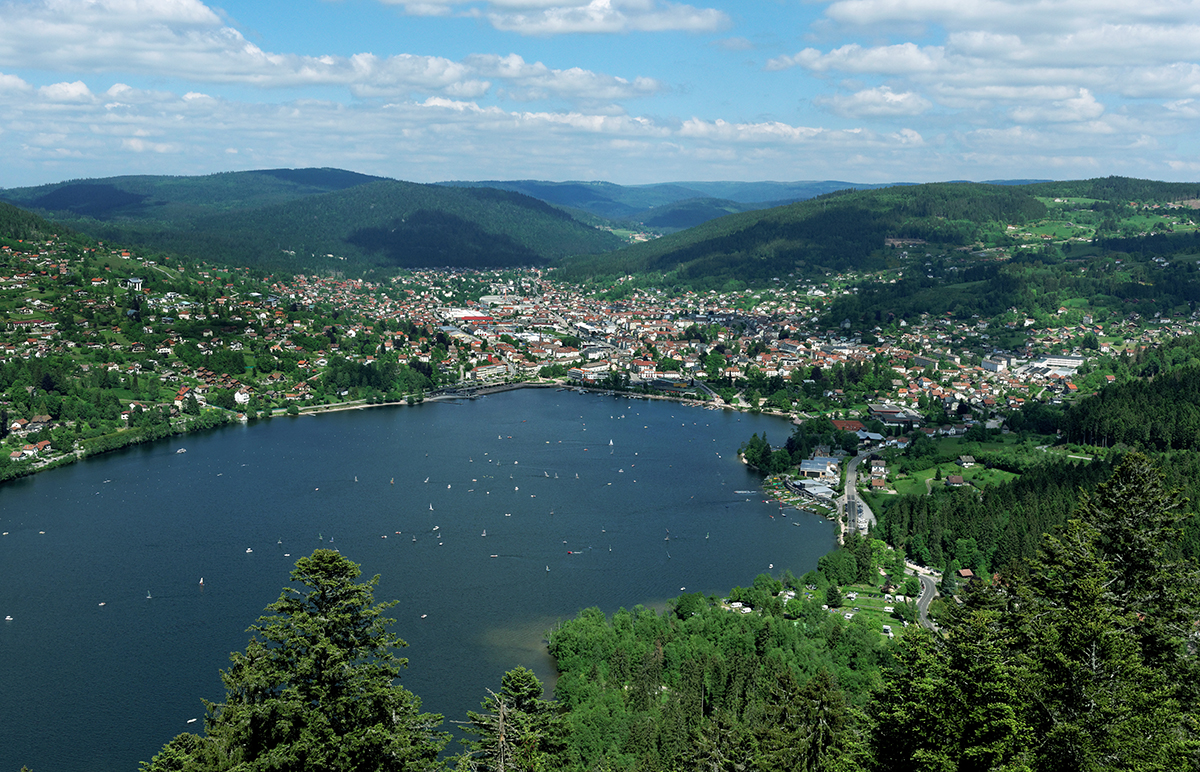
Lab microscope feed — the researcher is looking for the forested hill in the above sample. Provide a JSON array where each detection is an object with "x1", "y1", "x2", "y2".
[
  {"x1": 1025, "y1": 175, "x2": 1200, "y2": 202},
  {"x1": 0, "y1": 167, "x2": 385, "y2": 223},
  {"x1": 169, "y1": 180, "x2": 623, "y2": 271},
  {"x1": 2, "y1": 178, "x2": 624, "y2": 273},
  {"x1": 558, "y1": 182, "x2": 1048, "y2": 289},
  {"x1": 436, "y1": 179, "x2": 904, "y2": 221},
  {"x1": 0, "y1": 200, "x2": 63, "y2": 244}
]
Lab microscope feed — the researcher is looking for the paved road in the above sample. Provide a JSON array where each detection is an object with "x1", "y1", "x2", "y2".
[
  {"x1": 915, "y1": 572, "x2": 938, "y2": 630},
  {"x1": 839, "y1": 451, "x2": 877, "y2": 537}
]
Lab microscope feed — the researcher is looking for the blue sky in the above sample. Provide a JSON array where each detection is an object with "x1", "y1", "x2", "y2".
[{"x1": 2, "y1": 0, "x2": 1200, "y2": 188}]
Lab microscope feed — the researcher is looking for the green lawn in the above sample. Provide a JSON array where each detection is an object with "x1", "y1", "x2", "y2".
[
  {"x1": 884, "y1": 462, "x2": 1019, "y2": 499},
  {"x1": 812, "y1": 580, "x2": 918, "y2": 639}
]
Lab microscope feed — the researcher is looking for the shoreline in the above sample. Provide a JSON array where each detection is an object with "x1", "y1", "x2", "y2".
[{"x1": 4, "y1": 379, "x2": 795, "y2": 486}]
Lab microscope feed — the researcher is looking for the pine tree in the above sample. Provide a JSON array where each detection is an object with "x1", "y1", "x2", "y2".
[{"x1": 141, "y1": 550, "x2": 447, "y2": 772}]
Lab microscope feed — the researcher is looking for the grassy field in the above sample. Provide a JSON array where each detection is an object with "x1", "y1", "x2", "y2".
[
  {"x1": 887, "y1": 463, "x2": 1019, "y2": 497},
  {"x1": 802, "y1": 580, "x2": 918, "y2": 640}
]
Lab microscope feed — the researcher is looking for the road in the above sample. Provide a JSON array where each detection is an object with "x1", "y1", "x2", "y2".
[
  {"x1": 838, "y1": 451, "x2": 877, "y2": 538},
  {"x1": 915, "y1": 571, "x2": 938, "y2": 630}
]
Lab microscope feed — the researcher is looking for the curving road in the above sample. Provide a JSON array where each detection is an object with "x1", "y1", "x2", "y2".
[{"x1": 915, "y1": 572, "x2": 938, "y2": 630}]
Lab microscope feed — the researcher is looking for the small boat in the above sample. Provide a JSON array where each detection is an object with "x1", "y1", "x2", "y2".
[
  {"x1": 98, "y1": 602, "x2": 105, "y2": 606},
  {"x1": 481, "y1": 529, "x2": 486, "y2": 537},
  {"x1": 199, "y1": 578, "x2": 204, "y2": 586},
  {"x1": 176, "y1": 448, "x2": 186, "y2": 454},
  {"x1": 354, "y1": 476, "x2": 358, "y2": 482},
  {"x1": 425, "y1": 477, "x2": 430, "y2": 483},
  {"x1": 147, "y1": 590, "x2": 152, "y2": 599},
  {"x1": 546, "y1": 566, "x2": 550, "y2": 572},
  {"x1": 429, "y1": 503, "x2": 433, "y2": 511},
  {"x1": 4, "y1": 615, "x2": 12, "y2": 621},
  {"x1": 390, "y1": 478, "x2": 394, "y2": 485},
  {"x1": 187, "y1": 718, "x2": 198, "y2": 724},
  {"x1": 246, "y1": 548, "x2": 253, "y2": 553}
]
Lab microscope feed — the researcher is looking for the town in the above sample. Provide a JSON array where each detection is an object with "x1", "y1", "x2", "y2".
[{"x1": 2, "y1": 227, "x2": 1190, "y2": 499}]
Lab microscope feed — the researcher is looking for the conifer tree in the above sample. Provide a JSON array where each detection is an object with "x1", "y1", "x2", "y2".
[{"x1": 141, "y1": 550, "x2": 447, "y2": 772}]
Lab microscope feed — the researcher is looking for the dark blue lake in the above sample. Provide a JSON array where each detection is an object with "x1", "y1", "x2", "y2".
[{"x1": 0, "y1": 388, "x2": 836, "y2": 771}]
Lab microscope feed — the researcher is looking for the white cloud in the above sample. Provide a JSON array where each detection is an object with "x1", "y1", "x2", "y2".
[
  {"x1": 39, "y1": 81, "x2": 94, "y2": 102},
  {"x1": 0, "y1": 72, "x2": 31, "y2": 93},
  {"x1": 377, "y1": 0, "x2": 729, "y2": 34},
  {"x1": 0, "y1": 0, "x2": 663, "y2": 106},
  {"x1": 676, "y1": 116, "x2": 925, "y2": 147},
  {"x1": 763, "y1": 0, "x2": 1200, "y2": 153},
  {"x1": 822, "y1": 0, "x2": 1199, "y2": 35},
  {"x1": 483, "y1": 0, "x2": 729, "y2": 35},
  {"x1": 819, "y1": 86, "x2": 932, "y2": 117},
  {"x1": 0, "y1": 78, "x2": 954, "y2": 186},
  {"x1": 122, "y1": 137, "x2": 178, "y2": 153},
  {"x1": 768, "y1": 43, "x2": 943, "y2": 75},
  {"x1": 465, "y1": 54, "x2": 663, "y2": 101},
  {"x1": 1010, "y1": 88, "x2": 1104, "y2": 123}
]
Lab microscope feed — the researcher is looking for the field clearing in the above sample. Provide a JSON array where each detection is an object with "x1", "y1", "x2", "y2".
[{"x1": 805, "y1": 580, "x2": 918, "y2": 640}]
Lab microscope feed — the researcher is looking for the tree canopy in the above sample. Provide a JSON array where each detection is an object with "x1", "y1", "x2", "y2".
[{"x1": 141, "y1": 550, "x2": 448, "y2": 772}]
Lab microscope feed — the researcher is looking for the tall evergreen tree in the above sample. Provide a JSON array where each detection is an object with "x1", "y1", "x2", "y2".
[
  {"x1": 456, "y1": 666, "x2": 566, "y2": 772},
  {"x1": 141, "y1": 550, "x2": 447, "y2": 772}
]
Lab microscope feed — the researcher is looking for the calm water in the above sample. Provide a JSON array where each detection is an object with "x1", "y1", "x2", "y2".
[{"x1": 0, "y1": 389, "x2": 836, "y2": 771}]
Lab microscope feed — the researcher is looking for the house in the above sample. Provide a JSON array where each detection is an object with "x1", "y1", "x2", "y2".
[
  {"x1": 946, "y1": 475, "x2": 965, "y2": 487},
  {"x1": 958, "y1": 455, "x2": 976, "y2": 468},
  {"x1": 799, "y1": 459, "x2": 837, "y2": 480}
]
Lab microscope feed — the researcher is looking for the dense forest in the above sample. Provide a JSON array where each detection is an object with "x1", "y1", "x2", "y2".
[
  {"x1": 1025, "y1": 175, "x2": 1200, "y2": 203},
  {"x1": 822, "y1": 246, "x2": 1200, "y2": 332},
  {"x1": 877, "y1": 458, "x2": 1112, "y2": 577},
  {"x1": 0, "y1": 168, "x2": 385, "y2": 223},
  {"x1": 558, "y1": 183, "x2": 1049, "y2": 289},
  {"x1": 0, "y1": 200, "x2": 66, "y2": 244},
  {"x1": 3, "y1": 176, "x2": 623, "y2": 274}
]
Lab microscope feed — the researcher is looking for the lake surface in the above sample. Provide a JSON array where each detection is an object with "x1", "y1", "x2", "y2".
[{"x1": 0, "y1": 388, "x2": 836, "y2": 771}]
